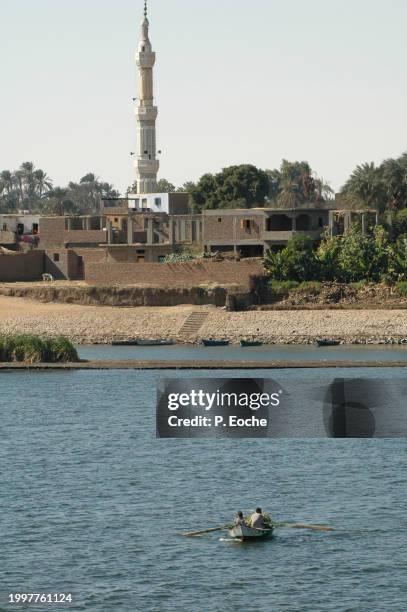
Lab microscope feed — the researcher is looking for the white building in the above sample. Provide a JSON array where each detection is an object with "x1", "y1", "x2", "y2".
[{"x1": 128, "y1": 192, "x2": 190, "y2": 215}]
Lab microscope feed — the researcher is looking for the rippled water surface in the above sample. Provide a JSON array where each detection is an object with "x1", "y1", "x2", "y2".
[{"x1": 1, "y1": 369, "x2": 406, "y2": 611}]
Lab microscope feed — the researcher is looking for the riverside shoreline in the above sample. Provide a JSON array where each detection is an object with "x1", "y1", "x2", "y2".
[
  {"x1": 1, "y1": 294, "x2": 407, "y2": 345},
  {"x1": 2, "y1": 360, "x2": 407, "y2": 370}
]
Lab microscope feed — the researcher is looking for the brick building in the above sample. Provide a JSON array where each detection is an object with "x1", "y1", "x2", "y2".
[
  {"x1": 202, "y1": 206, "x2": 378, "y2": 257},
  {"x1": 39, "y1": 210, "x2": 202, "y2": 280},
  {"x1": 202, "y1": 206, "x2": 330, "y2": 256}
]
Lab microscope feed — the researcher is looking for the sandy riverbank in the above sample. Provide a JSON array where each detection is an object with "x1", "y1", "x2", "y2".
[{"x1": 0, "y1": 294, "x2": 407, "y2": 344}]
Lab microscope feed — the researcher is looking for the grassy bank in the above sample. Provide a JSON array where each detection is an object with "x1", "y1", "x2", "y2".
[{"x1": 0, "y1": 335, "x2": 79, "y2": 363}]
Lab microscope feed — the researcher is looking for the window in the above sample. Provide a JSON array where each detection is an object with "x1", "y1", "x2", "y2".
[
  {"x1": 2, "y1": 224, "x2": 7, "y2": 231},
  {"x1": 53, "y1": 253, "x2": 60, "y2": 262},
  {"x1": 142, "y1": 199, "x2": 148, "y2": 207},
  {"x1": 318, "y1": 217, "x2": 324, "y2": 228},
  {"x1": 218, "y1": 218, "x2": 222, "y2": 222},
  {"x1": 155, "y1": 198, "x2": 162, "y2": 208},
  {"x1": 17, "y1": 223, "x2": 24, "y2": 235},
  {"x1": 158, "y1": 255, "x2": 166, "y2": 263},
  {"x1": 141, "y1": 46, "x2": 145, "y2": 52},
  {"x1": 32, "y1": 223, "x2": 39, "y2": 234},
  {"x1": 240, "y1": 219, "x2": 251, "y2": 231},
  {"x1": 114, "y1": 218, "x2": 119, "y2": 223}
]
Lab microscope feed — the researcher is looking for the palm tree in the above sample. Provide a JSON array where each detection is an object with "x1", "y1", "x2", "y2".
[
  {"x1": 20, "y1": 161, "x2": 36, "y2": 199},
  {"x1": 277, "y1": 177, "x2": 303, "y2": 209},
  {"x1": 341, "y1": 162, "x2": 386, "y2": 212},
  {"x1": 44, "y1": 187, "x2": 74, "y2": 215},
  {"x1": 0, "y1": 170, "x2": 14, "y2": 194},
  {"x1": 381, "y1": 157, "x2": 407, "y2": 211},
  {"x1": 314, "y1": 176, "x2": 334, "y2": 203},
  {"x1": 12, "y1": 170, "x2": 25, "y2": 206},
  {"x1": 80, "y1": 173, "x2": 97, "y2": 184},
  {"x1": 34, "y1": 169, "x2": 53, "y2": 197}
]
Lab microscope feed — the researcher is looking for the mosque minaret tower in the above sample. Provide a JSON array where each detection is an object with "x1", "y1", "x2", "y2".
[{"x1": 134, "y1": 1, "x2": 159, "y2": 193}]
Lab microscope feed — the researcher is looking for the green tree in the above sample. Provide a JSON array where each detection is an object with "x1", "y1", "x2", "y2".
[
  {"x1": 337, "y1": 225, "x2": 388, "y2": 281},
  {"x1": 381, "y1": 155, "x2": 407, "y2": 211},
  {"x1": 264, "y1": 235, "x2": 320, "y2": 281},
  {"x1": 41, "y1": 187, "x2": 77, "y2": 215},
  {"x1": 277, "y1": 177, "x2": 303, "y2": 209},
  {"x1": 317, "y1": 232, "x2": 342, "y2": 280},
  {"x1": 34, "y1": 169, "x2": 53, "y2": 197},
  {"x1": 265, "y1": 160, "x2": 333, "y2": 207},
  {"x1": 68, "y1": 174, "x2": 119, "y2": 213},
  {"x1": 341, "y1": 162, "x2": 386, "y2": 212},
  {"x1": 392, "y1": 209, "x2": 407, "y2": 238},
  {"x1": 390, "y1": 236, "x2": 407, "y2": 280},
  {"x1": 178, "y1": 181, "x2": 196, "y2": 193},
  {"x1": 156, "y1": 178, "x2": 176, "y2": 192},
  {"x1": 190, "y1": 164, "x2": 269, "y2": 212}
]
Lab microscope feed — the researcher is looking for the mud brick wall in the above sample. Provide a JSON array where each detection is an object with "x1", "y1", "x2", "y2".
[
  {"x1": 40, "y1": 218, "x2": 107, "y2": 248},
  {"x1": 0, "y1": 250, "x2": 44, "y2": 281},
  {"x1": 203, "y1": 214, "x2": 264, "y2": 242},
  {"x1": 45, "y1": 248, "x2": 107, "y2": 280},
  {"x1": 85, "y1": 259, "x2": 265, "y2": 287}
]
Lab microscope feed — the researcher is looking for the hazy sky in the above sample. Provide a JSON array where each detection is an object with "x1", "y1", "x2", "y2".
[{"x1": 1, "y1": 0, "x2": 406, "y2": 194}]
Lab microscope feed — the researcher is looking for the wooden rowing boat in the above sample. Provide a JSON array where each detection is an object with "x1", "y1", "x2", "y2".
[
  {"x1": 202, "y1": 339, "x2": 229, "y2": 347},
  {"x1": 316, "y1": 339, "x2": 340, "y2": 347},
  {"x1": 228, "y1": 523, "x2": 274, "y2": 541},
  {"x1": 240, "y1": 340, "x2": 263, "y2": 347}
]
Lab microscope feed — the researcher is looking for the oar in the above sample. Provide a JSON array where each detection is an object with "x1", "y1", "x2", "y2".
[
  {"x1": 273, "y1": 522, "x2": 333, "y2": 532},
  {"x1": 181, "y1": 524, "x2": 232, "y2": 537}
]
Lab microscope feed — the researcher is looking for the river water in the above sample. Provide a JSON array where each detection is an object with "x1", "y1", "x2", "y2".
[
  {"x1": 1, "y1": 364, "x2": 406, "y2": 611},
  {"x1": 78, "y1": 343, "x2": 407, "y2": 362}
]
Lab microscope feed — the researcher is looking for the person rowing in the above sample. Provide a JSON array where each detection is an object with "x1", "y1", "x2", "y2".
[
  {"x1": 234, "y1": 511, "x2": 245, "y2": 526},
  {"x1": 250, "y1": 507, "x2": 266, "y2": 529}
]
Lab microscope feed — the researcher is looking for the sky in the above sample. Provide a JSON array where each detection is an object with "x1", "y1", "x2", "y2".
[{"x1": 1, "y1": 0, "x2": 406, "y2": 195}]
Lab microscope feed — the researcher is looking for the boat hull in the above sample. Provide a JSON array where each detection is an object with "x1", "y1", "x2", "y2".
[
  {"x1": 240, "y1": 341, "x2": 263, "y2": 347},
  {"x1": 136, "y1": 340, "x2": 175, "y2": 346},
  {"x1": 202, "y1": 340, "x2": 229, "y2": 347},
  {"x1": 228, "y1": 524, "x2": 274, "y2": 541},
  {"x1": 316, "y1": 340, "x2": 340, "y2": 347}
]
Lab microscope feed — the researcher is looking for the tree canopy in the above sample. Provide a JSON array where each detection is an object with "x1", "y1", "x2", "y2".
[
  {"x1": 341, "y1": 152, "x2": 407, "y2": 213},
  {"x1": 189, "y1": 164, "x2": 270, "y2": 212},
  {"x1": 0, "y1": 162, "x2": 119, "y2": 215}
]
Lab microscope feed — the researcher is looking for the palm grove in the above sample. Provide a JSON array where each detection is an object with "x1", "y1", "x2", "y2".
[{"x1": 1, "y1": 153, "x2": 406, "y2": 282}]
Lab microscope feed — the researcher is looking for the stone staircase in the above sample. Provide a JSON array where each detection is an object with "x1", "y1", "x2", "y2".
[{"x1": 178, "y1": 311, "x2": 209, "y2": 340}]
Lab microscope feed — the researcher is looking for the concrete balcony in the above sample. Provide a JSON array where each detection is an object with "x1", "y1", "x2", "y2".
[{"x1": 262, "y1": 230, "x2": 322, "y2": 242}]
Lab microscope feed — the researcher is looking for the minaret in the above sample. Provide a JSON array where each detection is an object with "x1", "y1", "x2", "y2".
[{"x1": 134, "y1": 1, "x2": 159, "y2": 194}]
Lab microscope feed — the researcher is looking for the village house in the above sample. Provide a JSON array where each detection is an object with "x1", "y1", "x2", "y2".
[{"x1": 0, "y1": 213, "x2": 40, "y2": 249}]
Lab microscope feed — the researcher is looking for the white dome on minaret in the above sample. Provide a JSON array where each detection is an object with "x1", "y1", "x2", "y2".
[{"x1": 134, "y1": 0, "x2": 159, "y2": 194}]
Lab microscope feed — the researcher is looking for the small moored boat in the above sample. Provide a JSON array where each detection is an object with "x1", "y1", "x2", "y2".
[
  {"x1": 202, "y1": 339, "x2": 229, "y2": 347},
  {"x1": 316, "y1": 339, "x2": 340, "y2": 347},
  {"x1": 240, "y1": 340, "x2": 263, "y2": 347},
  {"x1": 136, "y1": 339, "x2": 175, "y2": 346},
  {"x1": 112, "y1": 339, "x2": 175, "y2": 346},
  {"x1": 228, "y1": 523, "x2": 274, "y2": 542}
]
